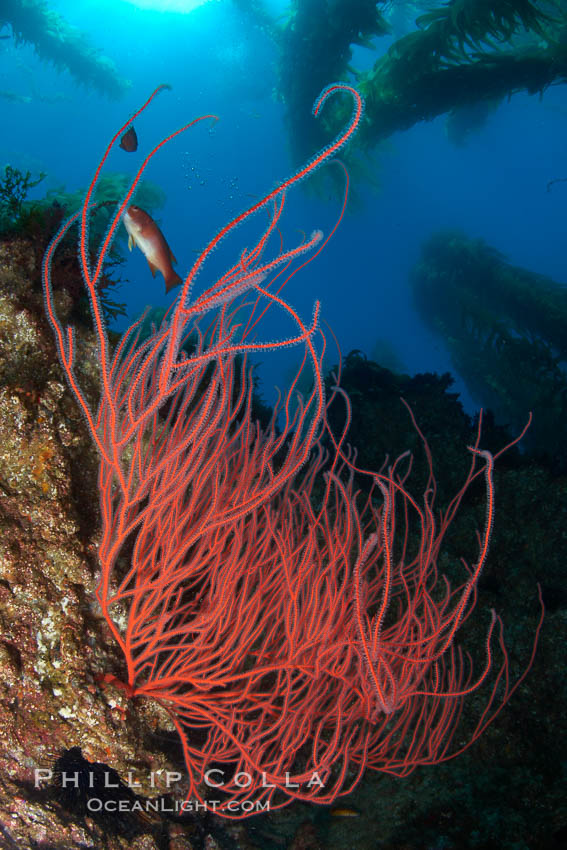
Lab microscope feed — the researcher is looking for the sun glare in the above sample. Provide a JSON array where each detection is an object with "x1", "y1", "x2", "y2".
[{"x1": 120, "y1": 0, "x2": 214, "y2": 12}]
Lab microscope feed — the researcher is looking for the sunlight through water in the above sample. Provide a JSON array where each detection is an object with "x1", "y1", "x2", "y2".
[{"x1": 119, "y1": 0, "x2": 214, "y2": 12}]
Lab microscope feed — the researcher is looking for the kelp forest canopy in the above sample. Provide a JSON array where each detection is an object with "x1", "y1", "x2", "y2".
[
  {"x1": 412, "y1": 232, "x2": 567, "y2": 471},
  {"x1": 236, "y1": 0, "x2": 567, "y2": 164},
  {"x1": 3, "y1": 2, "x2": 566, "y2": 151},
  {"x1": 358, "y1": 0, "x2": 567, "y2": 148},
  {"x1": 1, "y1": 0, "x2": 129, "y2": 99}
]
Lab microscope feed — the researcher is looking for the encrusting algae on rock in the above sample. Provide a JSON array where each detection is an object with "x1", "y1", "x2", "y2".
[{"x1": 0, "y1": 238, "x2": 195, "y2": 849}]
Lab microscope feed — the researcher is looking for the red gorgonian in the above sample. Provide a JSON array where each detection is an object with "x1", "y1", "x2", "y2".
[{"x1": 42, "y1": 84, "x2": 543, "y2": 818}]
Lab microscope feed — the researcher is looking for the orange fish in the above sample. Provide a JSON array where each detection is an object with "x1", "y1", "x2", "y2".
[
  {"x1": 330, "y1": 806, "x2": 360, "y2": 818},
  {"x1": 123, "y1": 205, "x2": 182, "y2": 294},
  {"x1": 120, "y1": 126, "x2": 138, "y2": 152}
]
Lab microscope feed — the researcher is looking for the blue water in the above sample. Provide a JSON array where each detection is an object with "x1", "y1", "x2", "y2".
[{"x1": 1, "y1": 0, "x2": 565, "y2": 411}]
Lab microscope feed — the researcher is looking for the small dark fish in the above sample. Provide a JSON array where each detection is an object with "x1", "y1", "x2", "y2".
[{"x1": 120, "y1": 126, "x2": 138, "y2": 153}]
